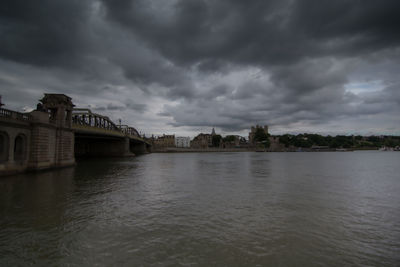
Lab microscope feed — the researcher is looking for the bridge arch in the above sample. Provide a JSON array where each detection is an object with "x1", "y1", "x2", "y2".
[
  {"x1": 119, "y1": 125, "x2": 140, "y2": 137},
  {"x1": 72, "y1": 109, "x2": 120, "y2": 131},
  {"x1": 14, "y1": 134, "x2": 27, "y2": 162},
  {"x1": 0, "y1": 131, "x2": 9, "y2": 162}
]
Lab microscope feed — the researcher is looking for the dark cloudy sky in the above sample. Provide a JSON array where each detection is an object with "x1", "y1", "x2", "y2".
[{"x1": 1, "y1": 0, "x2": 399, "y2": 137}]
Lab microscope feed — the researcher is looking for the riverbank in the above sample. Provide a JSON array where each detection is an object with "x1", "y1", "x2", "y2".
[
  {"x1": 151, "y1": 147, "x2": 380, "y2": 153},
  {"x1": 152, "y1": 147, "x2": 251, "y2": 153}
]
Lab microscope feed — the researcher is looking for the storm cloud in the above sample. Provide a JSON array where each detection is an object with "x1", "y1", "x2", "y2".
[{"x1": 1, "y1": 0, "x2": 399, "y2": 136}]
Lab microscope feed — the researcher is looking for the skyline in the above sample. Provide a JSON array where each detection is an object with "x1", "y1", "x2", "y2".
[{"x1": 1, "y1": 0, "x2": 400, "y2": 137}]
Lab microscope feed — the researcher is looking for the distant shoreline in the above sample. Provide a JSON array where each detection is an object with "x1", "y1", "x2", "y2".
[{"x1": 151, "y1": 147, "x2": 380, "y2": 153}]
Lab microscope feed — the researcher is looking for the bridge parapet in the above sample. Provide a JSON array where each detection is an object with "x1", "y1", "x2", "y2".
[{"x1": 0, "y1": 108, "x2": 32, "y2": 122}]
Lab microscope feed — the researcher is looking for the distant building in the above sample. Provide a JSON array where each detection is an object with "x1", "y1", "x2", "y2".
[
  {"x1": 211, "y1": 127, "x2": 216, "y2": 135},
  {"x1": 221, "y1": 135, "x2": 247, "y2": 148},
  {"x1": 268, "y1": 136, "x2": 285, "y2": 151},
  {"x1": 191, "y1": 128, "x2": 216, "y2": 149},
  {"x1": 153, "y1": 134, "x2": 175, "y2": 148},
  {"x1": 175, "y1": 136, "x2": 190, "y2": 148},
  {"x1": 191, "y1": 133, "x2": 212, "y2": 149},
  {"x1": 249, "y1": 125, "x2": 268, "y2": 145}
]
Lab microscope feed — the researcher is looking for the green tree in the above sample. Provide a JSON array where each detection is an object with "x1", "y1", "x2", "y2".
[
  {"x1": 293, "y1": 135, "x2": 312, "y2": 148},
  {"x1": 254, "y1": 128, "x2": 270, "y2": 148},
  {"x1": 308, "y1": 134, "x2": 328, "y2": 146},
  {"x1": 223, "y1": 135, "x2": 236, "y2": 143},
  {"x1": 384, "y1": 138, "x2": 397, "y2": 147},
  {"x1": 279, "y1": 134, "x2": 291, "y2": 147},
  {"x1": 212, "y1": 135, "x2": 222, "y2": 147}
]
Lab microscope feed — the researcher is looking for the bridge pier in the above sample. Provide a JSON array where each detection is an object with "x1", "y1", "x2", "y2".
[
  {"x1": 27, "y1": 110, "x2": 75, "y2": 170},
  {"x1": 130, "y1": 141, "x2": 149, "y2": 155},
  {"x1": 28, "y1": 95, "x2": 75, "y2": 170}
]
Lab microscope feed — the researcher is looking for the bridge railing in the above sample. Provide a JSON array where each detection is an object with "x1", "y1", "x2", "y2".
[
  {"x1": 72, "y1": 110, "x2": 120, "y2": 132},
  {"x1": 0, "y1": 108, "x2": 32, "y2": 121},
  {"x1": 118, "y1": 125, "x2": 140, "y2": 137},
  {"x1": 72, "y1": 108, "x2": 148, "y2": 144},
  {"x1": 72, "y1": 108, "x2": 127, "y2": 133}
]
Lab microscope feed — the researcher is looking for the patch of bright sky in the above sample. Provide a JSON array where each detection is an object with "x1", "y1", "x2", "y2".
[{"x1": 344, "y1": 80, "x2": 384, "y2": 95}]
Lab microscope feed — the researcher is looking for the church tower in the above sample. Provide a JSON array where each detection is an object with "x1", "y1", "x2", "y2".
[{"x1": 211, "y1": 127, "x2": 216, "y2": 135}]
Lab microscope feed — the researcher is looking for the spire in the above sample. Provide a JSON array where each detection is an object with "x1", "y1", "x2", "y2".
[{"x1": 211, "y1": 127, "x2": 216, "y2": 135}]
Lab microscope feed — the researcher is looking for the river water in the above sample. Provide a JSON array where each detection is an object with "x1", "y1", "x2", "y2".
[{"x1": 0, "y1": 151, "x2": 399, "y2": 266}]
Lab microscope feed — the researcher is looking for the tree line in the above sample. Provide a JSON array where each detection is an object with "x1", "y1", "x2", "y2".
[{"x1": 277, "y1": 134, "x2": 400, "y2": 149}]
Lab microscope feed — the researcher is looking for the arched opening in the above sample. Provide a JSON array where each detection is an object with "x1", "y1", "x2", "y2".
[
  {"x1": 0, "y1": 132, "x2": 9, "y2": 162},
  {"x1": 14, "y1": 134, "x2": 26, "y2": 162}
]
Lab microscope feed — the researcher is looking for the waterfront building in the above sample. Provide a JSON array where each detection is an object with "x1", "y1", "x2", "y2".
[
  {"x1": 221, "y1": 135, "x2": 247, "y2": 148},
  {"x1": 191, "y1": 133, "x2": 212, "y2": 149},
  {"x1": 191, "y1": 128, "x2": 216, "y2": 149},
  {"x1": 153, "y1": 134, "x2": 175, "y2": 148},
  {"x1": 268, "y1": 136, "x2": 286, "y2": 151},
  {"x1": 175, "y1": 136, "x2": 190, "y2": 148}
]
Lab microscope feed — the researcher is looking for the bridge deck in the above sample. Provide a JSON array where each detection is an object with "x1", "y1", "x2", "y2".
[
  {"x1": 72, "y1": 108, "x2": 150, "y2": 145},
  {"x1": 72, "y1": 124, "x2": 150, "y2": 145}
]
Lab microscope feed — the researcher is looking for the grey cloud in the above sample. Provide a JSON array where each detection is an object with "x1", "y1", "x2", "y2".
[
  {"x1": 106, "y1": 103, "x2": 126, "y2": 111},
  {"x1": 0, "y1": 0, "x2": 93, "y2": 68},
  {"x1": 125, "y1": 103, "x2": 147, "y2": 113},
  {"x1": 1, "y1": 0, "x2": 400, "y2": 135},
  {"x1": 270, "y1": 58, "x2": 349, "y2": 98},
  {"x1": 232, "y1": 81, "x2": 272, "y2": 100},
  {"x1": 87, "y1": 101, "x2": 147, "y2": 113},
  {"x1": 196, "y1": 59, "x2": 230, "y2": 73},
  {"x1": 156, "y1": 111, "x2": 172, "y2": 117},
  {"x1": 197, "y1": 84, "x2": 231, "y2": 100},
  {"x1": 101, "y1": 0, "x2": 400, "y2": 68}
]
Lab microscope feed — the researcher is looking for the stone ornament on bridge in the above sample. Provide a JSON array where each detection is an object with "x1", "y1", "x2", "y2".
[{"x1": 40, "y1": 94, "x2": 75, "y2": 128}]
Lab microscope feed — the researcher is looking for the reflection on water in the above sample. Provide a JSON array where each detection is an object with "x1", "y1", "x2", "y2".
[{"x1": 0, "y1": 152, "x2": 399, "y2": 266}]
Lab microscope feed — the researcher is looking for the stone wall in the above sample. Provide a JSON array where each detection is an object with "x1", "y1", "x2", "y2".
[
  {"x1": 0, "y1": 94, "x2": 76, "y2": 176},
  {"x1": 0, "y1": 119, "x2": 31, "y2": 175}
]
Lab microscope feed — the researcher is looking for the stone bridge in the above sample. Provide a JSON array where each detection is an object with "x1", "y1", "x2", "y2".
[{"x1": 0, "y1": 94, "x2": 151, "y2": 176}]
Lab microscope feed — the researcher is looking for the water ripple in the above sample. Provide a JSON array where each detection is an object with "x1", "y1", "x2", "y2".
[{"x1": 0, "y1": 152, "x2": 399, "y2": 266}]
